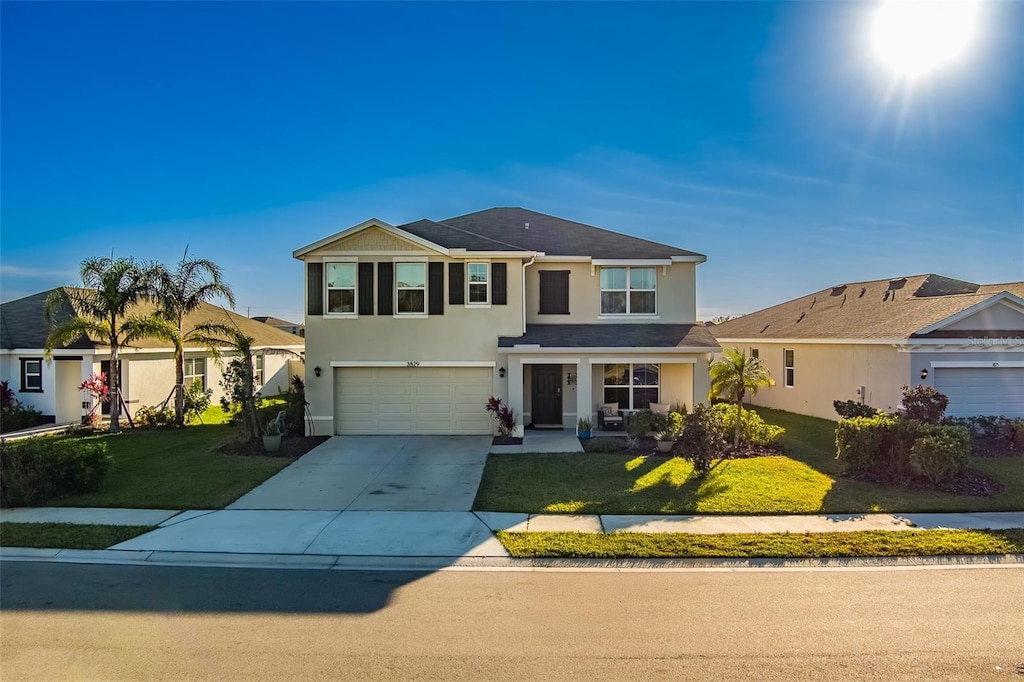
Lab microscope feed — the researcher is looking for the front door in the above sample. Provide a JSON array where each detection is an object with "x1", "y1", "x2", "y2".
[{"x1": 531, "y1": 364, "x2": 562, "y2": 427}]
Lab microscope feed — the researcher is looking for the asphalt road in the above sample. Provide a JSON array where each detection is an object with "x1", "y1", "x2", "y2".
[{"x1": 2, "y1": 562, "x2": 1022, "y2": 681}]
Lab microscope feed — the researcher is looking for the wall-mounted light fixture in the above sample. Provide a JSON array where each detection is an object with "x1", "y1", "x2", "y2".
[
  {"x1": 920, "y1": 368, "x2": 928, "y2": 380},
  {"x1": 498, "y1": 367, "x2": 506, "y2": 378},
  {"x1": 314, "y1": 366, "x2": 322, "y2": 378},
  {"x1": 566, "y1": 372, "x2": 577, "y2": 386}
]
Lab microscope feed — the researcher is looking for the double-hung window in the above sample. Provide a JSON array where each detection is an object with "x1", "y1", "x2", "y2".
[
  {"x1": 396, "y1": 263, "x2": 426, "y2": 314},
  {"x1": 326, "y1": 263, "x2": 357, "y2": 314},
  {"x1": 600, "y1": 267, "x2": 656, "y2": 315},
  {"x1": 603, "y1": 363, "x2": 660, "y2": 409},
  {"x1": 183, "y1": 357, "x2": 206, "y2": 390},
  {"x1": 21, "y1": 358, "x2": 43, "y2": 392},
  {"x1": 468, "y1": 263, "x2": 489, "y2": 304},
  {"x1": 750, "y1": 348, "x2": 760, "y2": 361},
  {"x1": 784, "y1": 349, "x2": 795, "y2": 387}
]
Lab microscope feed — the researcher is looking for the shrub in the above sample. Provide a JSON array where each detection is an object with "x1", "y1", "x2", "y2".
[
  {"x1": 278, "y1": 375, "x2": 308, "y2": 436},
  {"x1": 134, "y1": 405, "x2": 175, "y2": 430},
  {"x1": 835, "y1": 413, "x2": 908, "y2": 475},
  {"x1": 0, "y1": 438, "x2": 110, "y2": 507},
  {"x1": 833, "y1": 399, "x2": 880, "y2": 419},
  {"x1": 945, "y1": 415, "x2": 1024, "y2": 449},
  {"x1": 900, "y1": 385, "x2": 949, "y2": 424},
  {"x1": 0, "y1": 380, "x2": 46, "y2": 434},
  {"x1": 183, "y1": 380, "x2": 213, "y2": 425},
  {"x1": 485, "y1": 396, "x2": 517, "y2": 437},
  {"x1": 677, "y1": 403, "x2": 727, "y2": 476},
  {"x1": 655, "y1": 411, "x2": 684, "y2": 442},
  {"x1": 709, "y1": 403, "x2": 785, "y2": 446},
  {"x1": 910, "y1": 426, "x2": 971, "y2": 484}
]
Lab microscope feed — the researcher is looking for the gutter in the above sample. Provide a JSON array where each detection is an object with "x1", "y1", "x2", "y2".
[{"x1": 522, "y1": 256, "x2": 536, "y2": 335}]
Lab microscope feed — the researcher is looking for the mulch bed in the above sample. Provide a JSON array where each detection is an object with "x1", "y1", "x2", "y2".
[
  {"x1": 848, "y1": 468, "x2": 1004, "y2": 497},
  {"x1": 971, "y1": 436, "x2": 1023, "y2": 458},
  {"x1": 216, "y1": 435, "x2": 330, "y2": 458},
  {"x1": 492, "y1": 436, "x2": 523, "y2": 446}
]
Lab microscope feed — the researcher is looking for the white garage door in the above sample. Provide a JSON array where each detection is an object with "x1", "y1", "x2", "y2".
[
  {"x1": 335, "y1": 366, "x2": 493, "y2": 435},
  {"x1": 934, "y1": 367, "x2": 1024, "y2": 418}
]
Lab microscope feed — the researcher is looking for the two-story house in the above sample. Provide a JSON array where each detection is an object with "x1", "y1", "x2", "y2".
[{"x1": 293, "y1": 208, "x2": 719, "y2": 436}]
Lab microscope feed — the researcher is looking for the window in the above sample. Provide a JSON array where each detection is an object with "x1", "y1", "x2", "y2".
[
  {"x1": 326, "y1": 262, "x2": 356, "y2": 314},
  {"x1": 600, "y1": 267, "x2": 656, "y2": 315},
  {"x1": 750, "y1": 348, "x2": 759, "y2": 361},
  {"x1": 183, "y1": 357, "x2": 206, "y2": 390},
  {"x1": 538, "y1": 270, "x2": 570, "y2": 315},
  {"x1": 784, "y1": 349, "x2": 795, "y2": 387},
  {"x1": 396, "y1": 263, "x2": 426, "y2": 314},
  {"x1": 254, "y1": 353, "x2": 264, "y2": 387},
  {"x1": 468, "y1": 263, "x2": 489, "y2": 304},
  {"x1": 603, "y1": 363, "x2": 660, "y2": 409},
  {"x1": 20, "y1": 358, "x2": 42, "y2": 392}
]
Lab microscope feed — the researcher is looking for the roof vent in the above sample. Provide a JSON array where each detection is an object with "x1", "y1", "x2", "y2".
[
  {"x1": 524, "y1": 222, "x2": 530, "y2": 230},
  {"x1": 809, "y1": 296, "x2": 817, "y2": 309},
  {"x1": 883, "y1": 289, "x2": 891, "y2": 302},
  {"x1": 859, "y1": 287, "x2": 866, "y2": 298},
  {"x1": 830, "y1": 285, "x2": 847, "y2": 297},
  {"x1": 797, "y1": 311, "x2": 806, "y2": 323},
  {"x1": 840, "y1": 293, "x2": 847, "y2": 308},
  {"x1": 760, "y1": 322, "x2": 770, "y2": 333}
]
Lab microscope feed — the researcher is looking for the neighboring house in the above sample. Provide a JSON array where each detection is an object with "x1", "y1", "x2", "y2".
[
  {"x1": 0, "y1": 289, "x2": 305, "y2": 426},
  {"x1": 711, "y1": 274, "x2": 1024, "y2": 420},
  {"x1": 252, "y1": 315, "x2": 305, "y2": 338},
  {"x1": 293, "y1": 207, "x2": 719, "y2": 436}
]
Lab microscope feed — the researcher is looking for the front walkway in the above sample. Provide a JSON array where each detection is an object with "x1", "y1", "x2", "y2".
[{"x1": 490, "y1": 429, "x2": 583, "y2": 454}]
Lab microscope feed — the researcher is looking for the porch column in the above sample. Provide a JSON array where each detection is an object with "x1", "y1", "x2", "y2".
[
  {"x1": 575, "y1": 360, "x2": 592, "y2": 434},
  {"x1": 507, "y1": 356, "x2": 525, "y2": 437}
]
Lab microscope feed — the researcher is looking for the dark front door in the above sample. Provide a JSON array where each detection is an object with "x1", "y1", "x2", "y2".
[{"x1": 531, "y1": 364, "x2": 562, "y2": 427}]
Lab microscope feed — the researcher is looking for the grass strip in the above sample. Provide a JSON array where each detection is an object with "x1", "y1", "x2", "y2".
[
  {"x1": 497, "y1": 528, "x2": 1024, "y2": 559},
  {"x1": 0, "y1": 522, "x2": 155, "y2": 550}
]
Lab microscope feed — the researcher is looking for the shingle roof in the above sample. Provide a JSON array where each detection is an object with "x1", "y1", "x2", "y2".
[
  {"x1": 498, "y1": 324, "x2": 720, "y2": 349},
  {"x1": 711, "y1": 274, "x2": 1024, "y2": 340},
  {"x1": 398, "y1": 219, "x2": 527, "y2": 252},
  {"x1": 252, "y1": 316, "x2": 300, "y2": 328},
  {"x1": 0, "y1": 288, "x2": 304, "y2": 351},
  {"x1": 423, "y1": 208, "x2": 704, "y2": 259}
]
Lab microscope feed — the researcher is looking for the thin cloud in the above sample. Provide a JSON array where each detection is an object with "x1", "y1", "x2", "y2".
[{"x1": 0, "y1": 264, "x2": 77, "y2": 279}]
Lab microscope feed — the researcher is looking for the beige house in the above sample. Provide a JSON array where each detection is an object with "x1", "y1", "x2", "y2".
[
  {"x1": 293, "y1": 207, "x2": 719, "y2": 436},
  {"x1": 0, "y1": 289, "x2": 304, "y2": 426},
  {"x1": 711, "y1": 274, "x2": 1024, "y2": 421}
]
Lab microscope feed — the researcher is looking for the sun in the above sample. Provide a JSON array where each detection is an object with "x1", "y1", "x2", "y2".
[{"x1": 871, "y1": 0, "x2": 979, "y2": 78}]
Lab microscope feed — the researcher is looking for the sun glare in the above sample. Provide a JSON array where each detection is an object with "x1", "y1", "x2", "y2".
[{"x1": 872, "y1": 0, "x2": 978, "y2": 78}]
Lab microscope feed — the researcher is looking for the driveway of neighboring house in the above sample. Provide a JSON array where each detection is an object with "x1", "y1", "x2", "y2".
[{"x1": 227, "y1": 435, "x2": 492, "y2": 512}]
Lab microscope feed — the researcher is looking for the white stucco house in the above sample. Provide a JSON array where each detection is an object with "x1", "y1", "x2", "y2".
[
  {"x1": 711, "y1": 274, "x2": 1024, "y2": 420},
  {"x1": 0, "y1": 289, "x2": 305, "y2": 426},
  {"x1": 293, "y1": 207, "x2": 720, "y2": 436}
]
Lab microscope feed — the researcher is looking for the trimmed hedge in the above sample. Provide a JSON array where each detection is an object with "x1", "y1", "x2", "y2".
[
  {"x1": 835, "y1": 414, "x2": 971, "y2": 482},
  {"x1": 710, "y1": 403, "x2": 785, "y2": 446},
  {"x1": 0, "y1": 438, "x2": 111, "y2": 507}
]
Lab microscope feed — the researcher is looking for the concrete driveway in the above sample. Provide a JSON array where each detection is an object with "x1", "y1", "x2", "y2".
[{"x1": 227, "y1": 435, "x2": 492, "y2": 512}]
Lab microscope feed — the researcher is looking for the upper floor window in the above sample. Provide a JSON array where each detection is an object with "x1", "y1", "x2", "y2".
[
  {"x1": 468, "y1": 263, "x2": 489, "y2": 304},
  {"x1": 21, "y1": 358, "x2": 43, "y2": 392},
  {"x1": 183, "y1": 357, "x2": 206, "y2": 390},
  {"x1": 784, "y1": 349, "x2": 795, "y2": 387},
  {"x1": 600, "y1": 267, "x2": 656, "y2": 315},
  {"x1": 326, "y1": 263, "x2": 356, "y2": 314},
  {"x1": 396, "y1": 262, "x2": 426, "y2": 314}
]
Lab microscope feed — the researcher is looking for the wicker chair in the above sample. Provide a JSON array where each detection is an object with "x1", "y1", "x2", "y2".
[{"x1": 597, "y1": 402, "x2": 624, "y2": 431}]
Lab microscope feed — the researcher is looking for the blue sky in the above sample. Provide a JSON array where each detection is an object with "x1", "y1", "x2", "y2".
[{"x1": 2, "y1": 1, "x2": 1021, "y2": 321}]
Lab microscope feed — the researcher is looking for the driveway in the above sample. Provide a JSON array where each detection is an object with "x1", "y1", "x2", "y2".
[{"x1": 227, "y1": 435, "x2": 492, "y2": 512}]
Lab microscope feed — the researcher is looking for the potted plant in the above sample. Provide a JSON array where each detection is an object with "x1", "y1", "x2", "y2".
[
  {"x1": 262, "y1": 410, "x2": 285, "y2": 453},
  {"x1": 654, "y1": 411, "x2": 684, "y2": 453},
  {"x1": 577, "y1": 416, "x2": 592, "y2": 440}
]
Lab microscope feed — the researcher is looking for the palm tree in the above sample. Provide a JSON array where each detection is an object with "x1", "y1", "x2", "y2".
[
  {"x1": 151, "y1": 252, "x2": 235, "y2": 427},
  {"x1": 190, "y1": 322, "x2": 300, "y2": 442},
  {"x1": 708, "y1": 348, "x2": 775, "y2": 448},
  {"x1": 45, "y1": 257, "x2": 174, "y2": 434}
]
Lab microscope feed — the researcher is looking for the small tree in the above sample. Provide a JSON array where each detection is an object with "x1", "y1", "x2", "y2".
[
  {"x1": 900, "y1": 385, "x2": 949, "y2": 424},
  {"x1": 709, "y1": 348, "x2": 775, "y2": 447},
  {"x1": 678, "y1": 403, "x2": 727, "y2": 476}
]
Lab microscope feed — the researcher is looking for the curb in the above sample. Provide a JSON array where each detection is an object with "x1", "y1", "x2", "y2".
[{"x1": 2, "y1": 547, "x2": 1023, "y2": 572}]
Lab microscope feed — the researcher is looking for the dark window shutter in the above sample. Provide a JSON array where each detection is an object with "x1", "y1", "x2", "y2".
[
  {"x1": 449, "y1": 263, "x2": 465, "y2": 305},
  {"x1": 377, "y1": 262, "x2": 394, "y2": 315},
  {"x1": 538, "y1": 270, "x2": 570, "y2": 315},
  {"x1": 306, "y1": 262, "x2": 323, "y2": 316},
  {"x1": 492, "y1": 263, "x2": 508, "y2": 305},
  {"x1": 358, "y1": 263, "x2": 374, "y2": 315},
  {"x1": 428, "y1": 262, "x2": 444, "y2": 315}
]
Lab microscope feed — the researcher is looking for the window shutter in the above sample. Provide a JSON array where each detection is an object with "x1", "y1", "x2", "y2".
[
  {"x1": 358, "y1": 263, "x2": 374, "y2": 315},
  {"x1": 492, "y1": 263, "x2": 508, "y2": 305},
  {"x1": 449, "y1": 263, "x2": 465, "y2": 305},
  {"x1": 428, "y1": 262, "x2": 444, "y2": 315},
  {"x1": 538, "y1": 270, "x2": 570, "y2": 315},
  {"x1": 306, "y1": 262, "x2": 323, "y2": 316},
  {"x1": 377, "y1": 262, "x2": 394, "y2": 315}
]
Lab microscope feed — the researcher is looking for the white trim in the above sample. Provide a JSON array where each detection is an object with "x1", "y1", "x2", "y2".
[
  {"x1": 592, "y1": 259, "x2": 673, "y2": 266},
  {"x1": 534, "y1": 255, "x2": 589, "y2": 262},
  {"x1": 519, "y1": 356, "x2": 581, "y2": 365},
  {"x1": 500, "y1": 346, "x2": 718, "y2": 354},
  {"x1": 930, "y1": 360, "x2": 1024, "y2": 369},
  {"x1": 598, "y1": 314, "x2": 660, "y2": 321},
  {"x1": 597, "y1": 264, "x2": 658, "y2": 316},
  {"x1": 2, "y1": 348, "x2": 97, "y2": 357},
  {"x1": 915, "y1": 292, "x2": 1024, "y2": 335},
  {"x1": 308, "y1": 416, "x2": 333, "y2": 420},
  {"x1": 670, "y1": 255, "x2": 707, "y2": 263},
  {"x1": 783, "y1": 347, "x2": 795, "y2": 388},
  {"x1": 310, "y1": 251, "x2": 434, "y2": 258},
  {"x1": 330, "y1": 361, "x2": 497, "y2": 368},
  {"x1": 585, "y1": 357, "x2": 697, "y2": 364},
  {"x1": 716, "y1": 337, "x2": 907, "y2": 345},
  {"x1": 323, "y1": 259, "x2": 358, "y2": 318},
  {"x1": 449, "y1": 249, "x2": 538, "y2": 258},
  {"x1": 466, "y1": 260, "x2": 491, "y2": 307},
  {"x1": 393, "y1": 259, "x2": 428, "y2": 316},
  {"x1": 292, "y1": 219, "x2": 451, "y2": 258}
]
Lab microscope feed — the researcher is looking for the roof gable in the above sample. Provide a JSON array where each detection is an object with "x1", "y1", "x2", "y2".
[
  {"x1": 917, "y1": 293, "x2": 1024, "y2": 335},
  {"x1": 292, "y1": 219, "x2": 449, "y2": 258}
]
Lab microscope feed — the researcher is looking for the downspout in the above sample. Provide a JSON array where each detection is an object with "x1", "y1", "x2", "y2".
[{"x1": 522, "y1": 256, "x2": 536, "y2": 335}]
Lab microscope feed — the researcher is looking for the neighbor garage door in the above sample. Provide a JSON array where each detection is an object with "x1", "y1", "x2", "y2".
[
  {"x1": 334, "y1": 366, "x2": 493, "y2": 434},
  {"x1": 934, "y1": 367, "x2": 1024, "y2": 418}
]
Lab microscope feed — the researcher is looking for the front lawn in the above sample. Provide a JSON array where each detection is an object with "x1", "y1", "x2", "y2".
[
  {"x1": 498, "y1": 528, "x2": 1024, "y2": 559},
  {"x1": 473, "y1": 407, "x2": 1024, "y2": 514},
  {"x1": 0, "y1": 522, "x2": 155, "y2": 549},
  {"x1": 44, "y1": 425, "x2": 294, "y2": 509}
]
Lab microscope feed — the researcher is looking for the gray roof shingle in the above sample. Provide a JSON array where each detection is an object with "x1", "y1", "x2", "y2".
[{"x1": 499, "y1": 324, "x2": 720, "y2": 349}]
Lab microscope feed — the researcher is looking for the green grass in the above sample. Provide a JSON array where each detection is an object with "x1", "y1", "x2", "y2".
[
  {"x1": 497, "y1": 528, "x2": 1024, "y2": 559},
  {"x1": 0, "y1": 522, "x2": 155, "y2": 549},
  {"x1": 45, "y1": 425, "x2": 293, "y2": 509},
  {"x1": 473, "y1": 407, "x2": 1024, "y2": 515}
]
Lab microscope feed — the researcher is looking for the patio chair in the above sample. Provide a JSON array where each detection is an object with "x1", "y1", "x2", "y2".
[{"x1": 597, "y1": 402, "x2": 624, "y2": 431}]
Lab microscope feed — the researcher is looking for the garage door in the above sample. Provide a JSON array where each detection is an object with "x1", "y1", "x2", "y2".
[
  {"x1": 335, "y1": 367, "x2": 493, "y2": 434},
  {"x1": 934, "y1": 367, "x2": 1024, "y2": 418}
]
